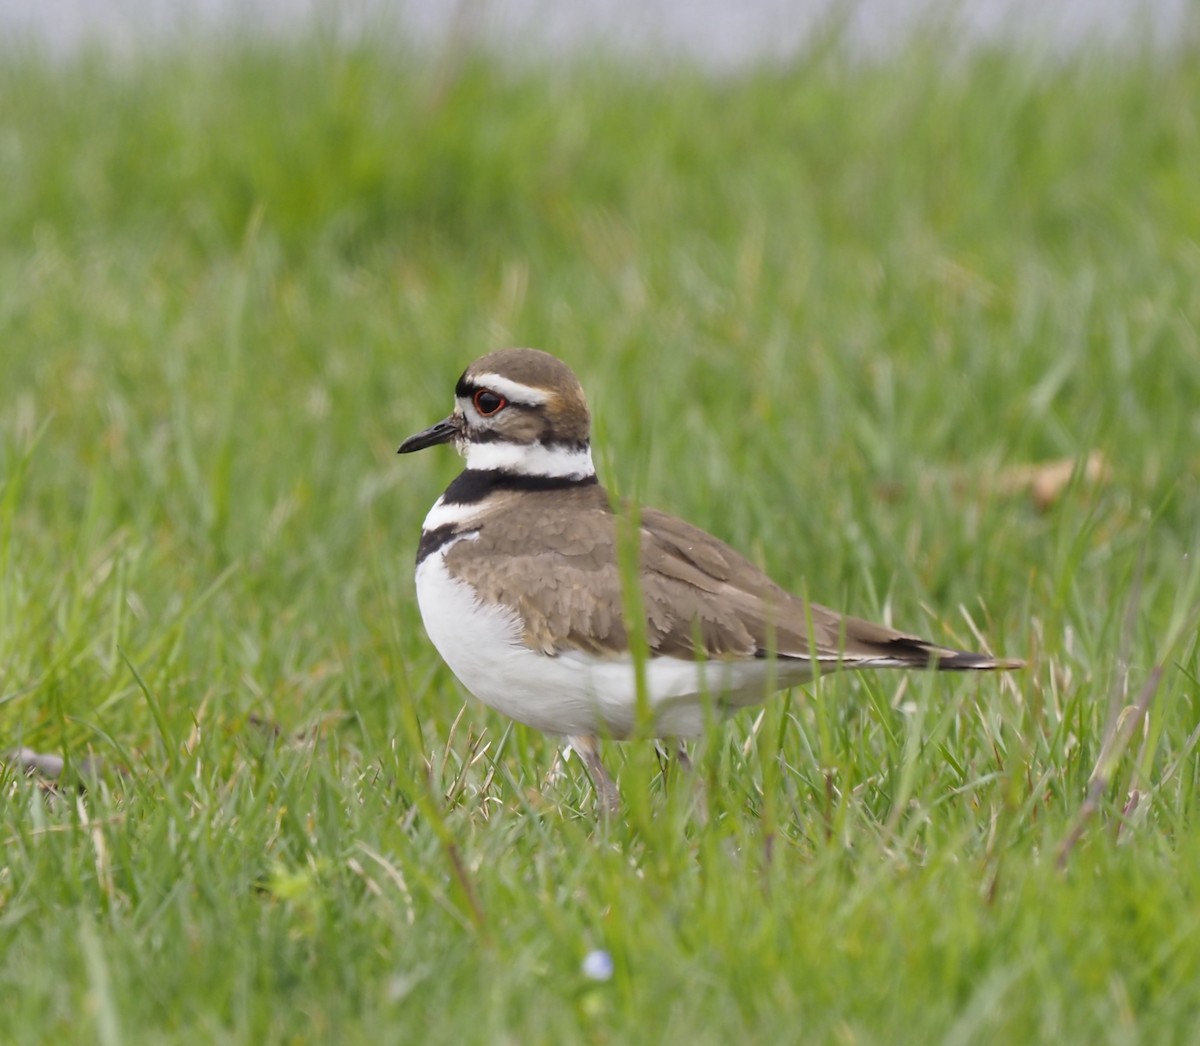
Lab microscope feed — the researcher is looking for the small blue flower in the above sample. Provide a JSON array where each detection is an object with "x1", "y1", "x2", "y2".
[{"x1": 581, "y1": 949, "x2": 614, "y2": 982}]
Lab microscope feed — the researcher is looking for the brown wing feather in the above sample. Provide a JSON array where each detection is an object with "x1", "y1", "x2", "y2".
[{"x1": 443, "y1": 487, "x2": 1021, "y2": 670}]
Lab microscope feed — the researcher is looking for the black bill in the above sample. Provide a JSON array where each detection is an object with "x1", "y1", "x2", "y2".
[{"x1": 397, "y1": 416, "x2": 460, "y2": 454}]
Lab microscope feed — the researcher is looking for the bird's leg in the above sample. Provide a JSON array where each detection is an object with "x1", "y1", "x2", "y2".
[{"x1": 569, "y1": 734, "x2": 620, "y2": 816}]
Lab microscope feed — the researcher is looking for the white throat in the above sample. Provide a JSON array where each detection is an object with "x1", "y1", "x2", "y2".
[{"x1": 464, "y1": 439, "x2": 595, "y2": 479}]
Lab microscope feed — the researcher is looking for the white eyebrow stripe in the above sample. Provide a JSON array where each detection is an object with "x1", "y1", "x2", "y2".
[
  {"x1": 465, "y1": 440, "x2": 595, "y2": 478},
  {"x1": 464, "y1": 373, "x2": 550, "y2": 405}
]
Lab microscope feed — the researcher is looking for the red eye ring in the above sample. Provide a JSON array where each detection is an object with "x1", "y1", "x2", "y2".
[{"x1": 473, "y1": 389, "x2": 508, "y2": 416}]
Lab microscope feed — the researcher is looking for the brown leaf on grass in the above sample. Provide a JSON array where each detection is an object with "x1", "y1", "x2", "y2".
[{"x1": 995, "y1": 451, "x2": 1110, "y2": 510}]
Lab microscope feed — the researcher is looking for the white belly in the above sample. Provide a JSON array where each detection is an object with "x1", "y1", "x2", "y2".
[{"x1": 415, "y1": 543, "x2": 811, "y2": 738}]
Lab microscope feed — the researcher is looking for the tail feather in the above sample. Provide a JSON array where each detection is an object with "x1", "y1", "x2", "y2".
[{"x1": 879, "y1": 636, "x2": 1024, "y2": 672}]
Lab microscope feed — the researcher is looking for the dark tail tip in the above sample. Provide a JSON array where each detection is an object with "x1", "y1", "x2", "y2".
[
  {"x1": 930, "y1": 649, "x2": 1026, "y2": 671},
  {"x1": 877, "y1": 634, "x2": 1025, "y2": 671}
]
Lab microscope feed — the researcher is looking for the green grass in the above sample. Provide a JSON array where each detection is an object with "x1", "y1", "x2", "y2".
[{"x1": 3, "y1": 26, "x2": 1200, "y2": 1043}]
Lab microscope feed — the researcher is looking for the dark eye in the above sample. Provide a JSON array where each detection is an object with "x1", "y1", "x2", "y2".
[{"x1": 473, "y1": 389, "x2": 507, "y2": 416}]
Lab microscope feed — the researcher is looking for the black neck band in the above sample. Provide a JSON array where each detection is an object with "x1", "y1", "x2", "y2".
[{"x1": 440, "y1": 468, "x2": 598, "y2": 505}]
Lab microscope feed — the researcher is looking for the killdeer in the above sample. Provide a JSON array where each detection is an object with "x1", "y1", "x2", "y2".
[{"x1": 399, "y1": 348, "x2": 1022, "y2": 811}]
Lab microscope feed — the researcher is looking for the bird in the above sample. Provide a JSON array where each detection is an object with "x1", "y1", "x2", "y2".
[{"x1": 398, "y1": 347, "x2": 1023, "y2": 811}]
